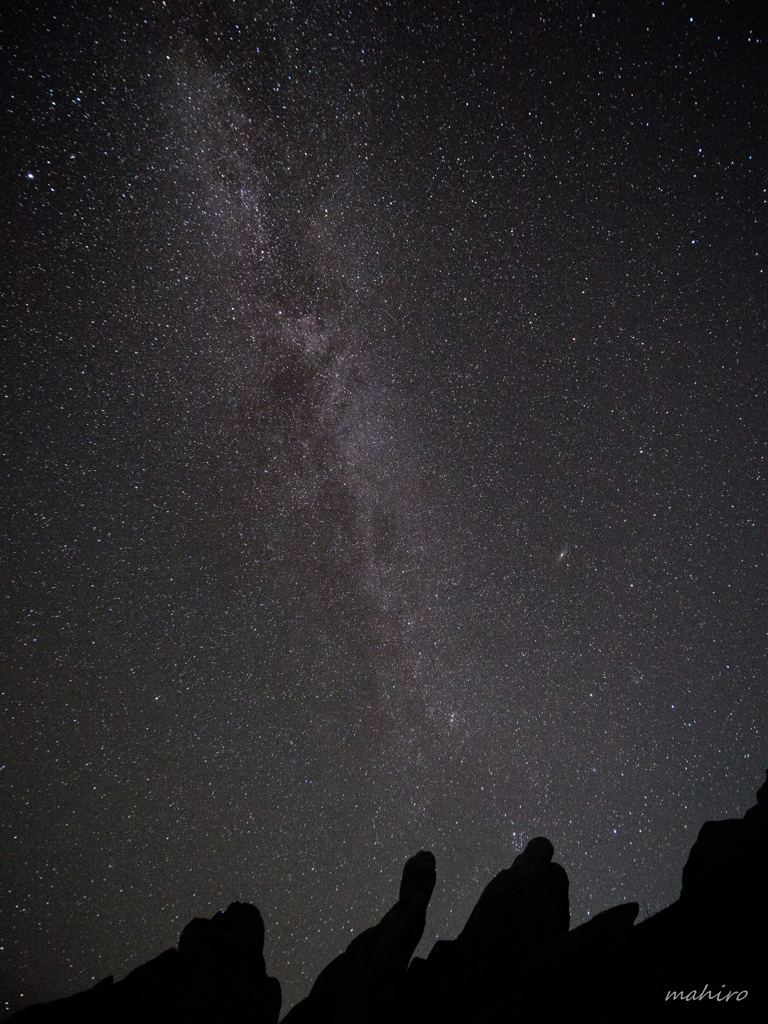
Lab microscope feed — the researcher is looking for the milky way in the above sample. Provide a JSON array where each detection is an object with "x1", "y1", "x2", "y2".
[{"x1": 3, "y1": 2, "x2": 765, "y2": 1017}]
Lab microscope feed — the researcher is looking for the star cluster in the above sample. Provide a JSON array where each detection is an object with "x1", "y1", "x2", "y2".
[{"x1": 2, "y1": 1, "x2": 765, "y2": 1017}]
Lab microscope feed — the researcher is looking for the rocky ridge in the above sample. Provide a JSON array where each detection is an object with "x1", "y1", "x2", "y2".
[{"x1": 9, "y1": 771, "x2": 766, "y2": 1022}]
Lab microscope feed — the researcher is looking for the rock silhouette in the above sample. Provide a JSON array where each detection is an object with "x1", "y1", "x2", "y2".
[
  {"x1": 8, "y1": 901, "x2": 281, "y2": 1024},
  {"x1": 282, "y1": 849, "x2": 436, "y2": 1024},
  {"x1": 8, "y1": 772, "x2": 766, "y2": 1022},
  {"x1": 402, "y1": 835, "x2": 570, "y2": 1021}
]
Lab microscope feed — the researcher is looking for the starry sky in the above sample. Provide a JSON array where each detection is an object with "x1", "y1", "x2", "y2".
[{"x1": 2, "y1": 0, "x2": 765, "y2": 1017}]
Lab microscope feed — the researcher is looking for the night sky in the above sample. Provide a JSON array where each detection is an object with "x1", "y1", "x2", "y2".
[{"x1": 2, "y1": 0, "x2": 765, "y2": 1017}]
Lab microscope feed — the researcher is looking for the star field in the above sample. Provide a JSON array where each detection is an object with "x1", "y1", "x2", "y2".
[{"x1": 2, "y1": 1, "x2": 765, "y2": 1017}]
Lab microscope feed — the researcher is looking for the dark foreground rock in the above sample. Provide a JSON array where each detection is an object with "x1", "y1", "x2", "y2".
[
  {"x1": 8, "y1": 901, "x2": 281, "y2": 1024},
  {"x1": 401, "y1": 835, "x2": 570, "y2": 1021},
  {"x1": 9, "y1": 772, "x2": 766, "y2": 1022},
  {"x1": 575, "y1": 767, "x2": 768, "y2": 1022},
  {"x1": 282, "y1": 849, "x2": 436, "y2": 1024}
]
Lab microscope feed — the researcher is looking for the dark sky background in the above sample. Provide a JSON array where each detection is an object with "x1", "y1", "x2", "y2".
[{"x1": 2, "y1": 0, "x2": 765, "y2": 1017}]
